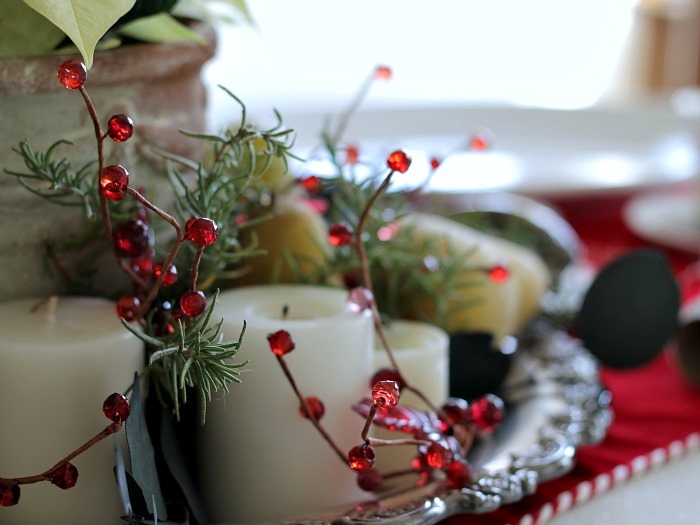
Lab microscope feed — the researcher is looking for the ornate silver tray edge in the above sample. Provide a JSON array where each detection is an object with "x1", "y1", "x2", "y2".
[{"x1": 273, "y1": 324, "x2": 613, "y2": 525}]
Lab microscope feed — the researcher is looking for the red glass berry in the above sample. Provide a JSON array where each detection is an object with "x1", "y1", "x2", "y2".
[
  {"x1": 116, "y1": 296, "x2": 141, "y2": 321},
  {"x1": 107, "y1": 114, "x2": 134, "y2": 142},
  {"x1": 371, "y1": 380, "x2": 400, "y2": 408},
  {"x1": 348, "y1": 443, "x2": 375, "y2": 471},
  {"x1": 185, "y1": 217, "x2": 218, "y2": 246},
  {"x1": 180, "y1": 290, "x2": 207, "y2": 318},
  {"x1": 267, "y1": 329, "x2": 295, "y2": 356},
  {"x1": 467, "y1": 394, "x2": 505, "y2": 433},
  {"x1": 440, "y1": 397, "x2": 469, "y2": 428},
  {"x1": 346, "y1": 144, "x2": 359, "y2": 165},
  {"x1": 386, "y1": 150, "x2": 411, "y2": 173},
  {"x1": 153, "y1": 262, "x2": 177, "y2": 287},
  {"x1": 328, "y1": 223, "x2": 353, "y2": 246},
  {"x1": 430, "y1": 157, "x2": 441, "y2": 170},
  {"x1": 469, "y1": 133, "x2": 490, "y2": 151},
  {"x1": 0, "y1": 484, "x2": 19, "y2": 506},
  {"x1": 425, "y1": 442, "x2": 452, "y2": 469},
  {"x1": 113, "y1": 219, "x2": 151, "y2": 257},
  {"x1": 488, "y1": 264, "x2": 509, "y2": 283},
  {"x1": 299, "y1": 396, "x2": 325, "y2": 421},
  {"x1": 374, "y1": 65, "x2": 392, "y2": 80},
  {"x1": 445, "y1": 459, "x2": 471, "y2": 488},
  {"x1": 131, "y1": 253, "x2": 153, "y2": 278},
  {"x1": 103, "y1": 393, "x2": 131, "y2": 423},
  {"x1": 99, "y1": 164, "x2": 129, "y2": 201},
  {"x1": 370, "y1": 367, "x2": 406, "y2": 390},
  {"x1": 347, "y1": 287, "x2": 373, "y2": 312},
  {"x1": 300, "y1": 175, "x2": 322, "y2": 194},
  {"x1": 49, "y1": 463, "x2": 78, "y2": 489},
  {"x1": 357, "y1": 468, "x2": 384, "y2": 492},
  {"x1": 57, "y1": 60, "x2": 86, "y2": 89}
]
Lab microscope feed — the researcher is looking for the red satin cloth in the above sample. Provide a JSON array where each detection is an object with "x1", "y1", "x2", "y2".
[{"x1": 441, "y1": 191, "x2": 700, "y2": 524}]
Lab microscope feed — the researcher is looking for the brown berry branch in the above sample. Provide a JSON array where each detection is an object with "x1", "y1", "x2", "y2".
[{"x1": 0, "y1": 392, "x2": 130, "y2": 507}]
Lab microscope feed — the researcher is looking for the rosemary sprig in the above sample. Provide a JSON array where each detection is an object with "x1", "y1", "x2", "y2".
[
  {"x1": 5, "y1": 139, "x2": 98, "y2": 219},
  {"x1": 122, "y1": 291, "x2": 247, "y2": 424}
]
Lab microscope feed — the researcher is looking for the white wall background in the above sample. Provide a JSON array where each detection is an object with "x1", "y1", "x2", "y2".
[{"x1": 204, "y1": 0, "x2": 638, "y2": 129}]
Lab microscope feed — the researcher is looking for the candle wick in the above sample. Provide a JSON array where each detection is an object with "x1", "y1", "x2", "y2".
[
  {"x1": 282, "y1": 305, "x2": 289, "y2": 320},
  {"x1": 45, "y1": 295, "x2": 59, "y2": 325},
  {"x1": 31, "y1": 295, "x2": 59, "y2": 324}
]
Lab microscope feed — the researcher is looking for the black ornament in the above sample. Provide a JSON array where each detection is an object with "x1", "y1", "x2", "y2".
[
  {"x1": 449, "y1": 332, "x2": 513, "y2": 400},
  {"x1": 574, "y1": 249, "x2": 680, "y2": 369}
]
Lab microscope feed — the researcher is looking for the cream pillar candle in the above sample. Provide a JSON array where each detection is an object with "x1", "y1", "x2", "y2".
[
  {"x1": 0, "y1": 296, "x2": 144, "y2": 525},
  {"x1": 372, "y1": 320, "x2": 450, "y2": 475},
  {"x1": 200, "y1": 285, "x2": 374, "y2": 524}
]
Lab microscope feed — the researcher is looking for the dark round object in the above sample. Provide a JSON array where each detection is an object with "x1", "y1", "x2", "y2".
[
  {"x1": 574, "y1": 249, "x2": 680, "y2": 369},
  {"x1": 449, "y1": 332, "x2": 513, "y2": 400}
]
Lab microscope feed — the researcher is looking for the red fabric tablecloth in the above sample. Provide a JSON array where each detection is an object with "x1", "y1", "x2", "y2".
[{"x1": 441, "y1": 191, "x2": 700, "y2": 524}]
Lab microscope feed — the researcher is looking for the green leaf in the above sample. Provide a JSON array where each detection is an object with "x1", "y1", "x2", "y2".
[
  {"x1": 0, "y1": 0, "x2": 65, "y2": 57},
  {"x1": 22, "y1": 0, "x2": 136, "y2": 68},
  {"x1": 117, "y1": 13, "x2": 206, "y2": 44},
  {"x1": 125, "y1": 373, "x2": 168, "y2": 519}
]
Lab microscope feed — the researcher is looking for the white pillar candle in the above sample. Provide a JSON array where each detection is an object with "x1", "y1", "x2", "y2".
[
  {"x1": 0, "y1": 296, "x2": 144, "y2": 525},
  {"x1": 200, "y1": 285, "x2": 374, "y2": 524},
  {"x1": 372, "y1": 320, "x2": 450, "y2": 476}
]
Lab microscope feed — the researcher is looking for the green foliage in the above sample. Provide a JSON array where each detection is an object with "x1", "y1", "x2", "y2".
[
  {"x1": 22, "y1": 0, "x2": 136, "y2": 68},
  {"x1": 123, "y1": 291, "x2": 248, "y2": 424},
  {"x1": 0, "y1": 0, "x2": 65, "y2": 57},
  {"x1": 164, "y1": 86, "x2": 297, "y2": 286},
  {"x1": 4, "y1": 140, "x2": 99, "y2": 219},
  {"x1": 4, "y1": 0, "x2": 252, "y2": 67}
]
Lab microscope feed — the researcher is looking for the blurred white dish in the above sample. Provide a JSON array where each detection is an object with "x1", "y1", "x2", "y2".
[
  {"x1": 287, "y1": 105, "x2": 700, "y2": 197},
  {"x1": 624, "y1": 190, "x2": 700, "y2": 252}
]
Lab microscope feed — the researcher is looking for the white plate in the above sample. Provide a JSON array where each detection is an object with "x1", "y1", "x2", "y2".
[
  {"x1": 287, "y1": 105, "x2": 700, "y2": 198},
  {"x1": 623, "y1": 190, "x2": 700, "y2": 253}
]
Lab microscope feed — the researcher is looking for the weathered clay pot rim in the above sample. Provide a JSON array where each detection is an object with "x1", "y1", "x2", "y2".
[{"x1": 0, "y1": 21, "x2": 216, "y2": 95}]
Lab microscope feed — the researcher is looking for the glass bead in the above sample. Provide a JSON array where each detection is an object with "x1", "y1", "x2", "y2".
[
  {"x1": 357, "y1": 468, "x2": 383, "y2": 492},
  {"x1": 153, "y1": 262, "x2": 177, "y2": 287},
  {"x1": 371, "y1": 380, "x2": 400, "y2": 408},
  {"x1": 425, "y1": 442, "x2": 451, "y2": 469},
  {"x1": 102, "y1": 393, "x2": 131, "y2": 423},
  {"x1": 489, "y1": 264, "x2": 509, "y2": 283},
  {"x1": 185, "y1": 217, "x2": 218, "y2": 246},
  {"x1": 99, "y1": 165, "x2": 129, "y2": 201},
  {"x1": 180, "y1": 290, "x2": 206, "y2": 318},
  {"x1": 267, "y1": 329, "x2": 295, "y2": 356},
  {"x1": 328, "y1": 223, "x2": 353, "y2": 246},
  {"x1": 116, "y1": 296, "x2": 141, "y2": 321},
  {"x1": 299, "y1": 396, "x2": 325, "y2": 421},
  {"x1": 0, "y1": 484, "x2": 19, "y2": 506},
  {"x1": 374, "y1": 65, "x2": 392, "y2": 80},
  {"x1": 107, "y1": 114, "x2": 134, "y2": 142},
  {"x1": 348, "y1": 444, "x2": 375, "y2": 471},
  {"x1": 347, "y1": 287, "x2": 373, "y2": 312},
  {"x1": 49, "y1": 463, "x2": 78, "y2": 489},
  {"x1": 445, "y1": 459, "x2": 471, "y2": 488},
  {"x1": 468, "y1": 393, "x2": 504, "y2": 433},
  {"x1": 57, "y1": 60, "x2": 86, "y2": 89},
  {"x1": 113, "y1": 220, "x2": 151, "y2": 257},
  {"x1": 386, "y1": 150, "x2": 411, "y2": 173}
]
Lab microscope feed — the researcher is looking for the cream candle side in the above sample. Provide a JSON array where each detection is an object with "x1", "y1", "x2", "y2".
[
  {"x1": 199, "y1": 285, "x2": 374, "y2": 524},
  {"x1": 0, "y1": 297, "x2": 144, "y2": 525},
  {"x1": 372, "y1": 320, "x2": 450, "y2": 476}
]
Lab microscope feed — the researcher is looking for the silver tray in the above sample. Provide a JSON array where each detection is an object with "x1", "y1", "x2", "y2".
[{"x1": 266, "y1": 322, "x2": 612, "y2": 525}]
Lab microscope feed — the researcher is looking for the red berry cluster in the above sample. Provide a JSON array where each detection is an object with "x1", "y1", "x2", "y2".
[{"x1": 56, "y1": 61, "x2": 223, "y2": 327}]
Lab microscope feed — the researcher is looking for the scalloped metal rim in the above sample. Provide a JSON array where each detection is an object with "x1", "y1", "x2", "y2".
[{"x1": 275, "y1": 326, "x2": 613, "y2": 525}]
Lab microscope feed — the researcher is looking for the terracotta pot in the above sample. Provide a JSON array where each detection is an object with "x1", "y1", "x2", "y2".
[{"x1": 0, "y1": 23, "x2": 216, "y2": 300}]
